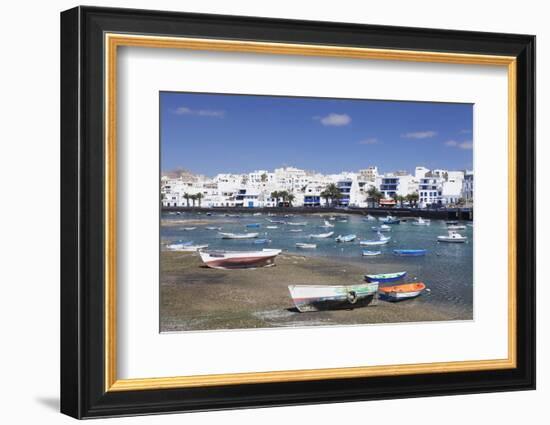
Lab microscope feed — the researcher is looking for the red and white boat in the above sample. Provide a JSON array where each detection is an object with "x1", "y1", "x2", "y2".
[{"x1": 199, "y1": 249, "x2": 282, "y2": 269}]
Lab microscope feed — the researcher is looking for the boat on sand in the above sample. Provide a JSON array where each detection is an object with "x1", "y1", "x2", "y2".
[
  {"x1": 364, "y1": 271, "x2": 407, "y2": 283},
  {"x1": 379, "y1": 282, "x2": 426, "y2": 301},
  {"x1": 362, "y1": 250, "x2": 381, "y2": 256},
  {"x1": 199, "y1": 249, "x2": 281, "y2": 269},
  {"x1": 393, "y1": 249, "x2": 427, "y2": 257},
  {"x1": 288, "y1": 282, "x2": 379, "y2": 312},
  {"x1": 296, "y1": 243, "x2": 316, "y2": 249}
]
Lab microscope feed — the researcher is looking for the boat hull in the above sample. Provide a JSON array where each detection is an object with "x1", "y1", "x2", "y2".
[
  {"x1": 199, "y1": 249, "x2": 281, "y2": 269},
  {"x1": 379, "y1": 283, "x2": 426, "y2": 301},
  {"x1": 289, "y1": 283, "x2": 378, "y2": 312},
  {"x1": 393, "y1": 249, "x2": 427, "y2": 257},
  {"x1": 365, "y1": 271, "x2": 407, "y2": 283}
]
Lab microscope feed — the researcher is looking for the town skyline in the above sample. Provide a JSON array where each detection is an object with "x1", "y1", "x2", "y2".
[{"x1": 161, "y1": 92, "x2": 473, "y2": 176}]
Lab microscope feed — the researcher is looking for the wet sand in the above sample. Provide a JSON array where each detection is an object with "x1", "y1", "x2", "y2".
[{"x1": 160, "y1": 251, "x2": 471, "y2": 332}]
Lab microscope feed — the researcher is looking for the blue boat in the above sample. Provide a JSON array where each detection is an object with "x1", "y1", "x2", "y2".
[
  {"x1": 393, "y1": 249, "x2": 427, "y2": 257},
  {"x1": 382, "y1": 218, "x2": 400, "y2": 224},
  {"x1": 253, "y1": 238, "x2": 271, "y2": 244},
  {"x1": 364, "y1": 271, "x2": 407, "y2": 282},
  {"x1": 245, "y1": 223, "x2": 261, "y2": 228}
]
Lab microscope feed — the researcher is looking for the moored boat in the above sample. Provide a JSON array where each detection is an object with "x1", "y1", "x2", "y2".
[
  {"x1": 372, "y1": 224, "x2": 391, "y2": 232},
  {"x1": 289, "y1": 229, "x2": 303, "y2": 233},
  {"x1": 335, "y1": 234, "x2": 357, "y2": 242},
  {"x1": 412, "y1": 217, "x2": 431, "y2": 226},
  {"x1": 219, "y1": 232, "x2": 259, "y2": 239},
  {"x1": 437, "y1": 231, "x2": 467, "y2": 243},
  {"x1": 296, "y1": 242, "x2": 317, "y2": 249},
  {"x1": 360, "y1": 238, "x2": 390, "y2": 246},
  {"x1": 182, "y1": 227, "x2": 197, "y2": 231},
  {"x1": 205, "y1": 226, "x2": 221, "y2": 230},
  {"x1": 447, "y1": 224, "x2": 466, "y2": 230},
  {"x1": 393, "y1": 249, "x2": 427, "y2": 257},
  {"x1": 199, "y1": 248, "x2": 282, "y2": 269},
  {"x1": 321, "y1": 220, "x2": 335, "y2": 228},
  {"x1": 245, "y1": 223, "x2": 261, "y2": 228},
  {"x1": 381, "y1": 215, "x2": 400, "y2": 224},
  {"x1": 287, "y1": 221, "x2": 308, "y2": 226},
  {"x1": 172, "y1": 244, "x2": 209, "y2": 252},
  {"x1": 288, "y1": 282, "x2": 379, "y2": 312},
  {"x1": 364, "y1": 271, "x2": 407, "y2": 283},
  {"x1": 363, "y1": 214, "x2": 376, "y2": 221},
  {"x1": 266, "y1": 225, "x2": 278, "y2": 229},
  {"x1": 309, "y1": 231, "x2": 334, "y2": 239},
  {"x1": 379, "y1": 282, "x2": 426, "y2": 301},
  {"x1": 362, "y1": 250, "x2": 381, "y2": 257},
  {"x1": 166, "y1": 240, "x2": 194, "y2": 250},
  {"x1": 254, "y1": 238, "x2": 271, "y2": 244}
]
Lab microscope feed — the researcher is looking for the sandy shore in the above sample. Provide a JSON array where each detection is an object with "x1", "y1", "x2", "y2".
[{"x1": 160, "y1": 251, "x2": 471, "y2": 332}]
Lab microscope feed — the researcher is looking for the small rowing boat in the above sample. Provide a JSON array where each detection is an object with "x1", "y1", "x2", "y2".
[
  {"x1": 381, "y1": 215, "x2": 400, "y2": 224},
  {"x1": 296, "y1": 243, "x2": 316, "y2": 249},
  {"x1": 288, "y1": 282, "x2": 379, "y2": 312},
  {"x1": 372, "y1": 224, "x2": 391, "y2": 232},
  {"x1": 362, "y1": 250, "x2": 381, "y2": 257},
  {"x1": 321, "y1": 220, "x2": 335, "y2": 228},
  {"x1": 393, "y1": 249, "x2": 427, "y2": 257},
  {"x1": 437, "y1": 231, "x2": 467, "y2": 243},
  {"x1": 364, "y1": 271, "x2": 407, "y2": 283},
  {"x1": 335, "y1": 234, "x2": 357, "y2": 243},
  {"x1": 199, "y1": 249, "x2": 282, "y2": 269},
  {"x1": 289, "y1": 229, "x2": 303, "y2": 233},
  {"x1": 266, "y1": 225, "x2": 278, "y2": 229},
  {"x1": 254, "y1": 238, "x2": 271, "y2": 244},
  {"x1": 412, "y1": 217, "x2": 431, "y2": 226},
  {"x1": 245, "y1": 223, "x2": 261, "y2": 228},
  {"x1": 205, "y1": 226, "x2": 221, "y2": 231},
  {"x1": 447, "y1": 224, "x2": 466, "y2": 230},
  {"x1": 287, "y1": 222, "x2": 308, "y2": 226},
  {"x1": 309, "y1": 231, "x2": 334, "y2": 239},
  {"x1": 219, "y1": 232, "x2": 259, "y2": 239},
  {"x1": 182, "y1": 227, "x2": 196, "y2": 231},
  {"x1": 363, "y1": 215, "x2": 376, "y2": 221},
  {"x1": 172, "y1": 244, "x2": 209, "y2": 252},
  {"x1": 379, "y1": 282, "x2": 426, "y2": 301}
]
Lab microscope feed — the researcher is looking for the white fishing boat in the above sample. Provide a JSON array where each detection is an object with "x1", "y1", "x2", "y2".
[
  {"x1": 287, "y1": 222, "x2": 308, "y2": 226},
  {"x1": 296, "y1": 243, "x2": 317, "y2": 249},
  {"x1": 321, "y1": 220, "x2": 335, "y2": 228},
  {"x1": 362, "y1": 250, "x2": 381, "y2": 256},
  {"x1": 219, "y1": 232, "x2": 259, "y2": 239},
  {"x1": 372, "y1": 224, "x2": 391, "y2": 232},
  {"x1": 266, "y1": 225, "x2": 278, "y2": 229},
  {"x1": 447, "y1": 224, "x2": 467, "y2": 230},
  {"x1": 199, "y1": 249, "x2": 282, "y2": 269},
  {"x1": 166, "y1": 240, "x2": 193, "y2": 250},
  {"x1": 437, "y1": 230, "x2": 468, "y2": 243},
  {"x1": 182, "y1": 227, "x2": 197, "y2": 231},
  {"x1": 289, "y1": 229, "x2": 303, "y2": 233},
  {"x1": 309, "y1": 231, "x2": 334, "y2": 239},
  {"x1": 288, "y1": 282, "x2": 379, "y2": 312},
  {"x1": 205, "y1": 226, "x2": 221, "y2": 231},
  {"x1": 363, "y1": 214, "x2": 376, "y2": 221},
  {"x1": 412, "y1": 217, "x2": 431, "y2": 226},
  {"x1": 360, "y1": 233, "x2": 391, "y2": 246},
  {"x1": 335, "y1": 234, "x2": 357, "y2": 243},
  {"x1": 173, "y1": 244, "x2": 209, "y2": 252}
]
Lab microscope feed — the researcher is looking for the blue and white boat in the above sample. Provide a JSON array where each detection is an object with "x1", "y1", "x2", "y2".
[
  {"x1": 245, "y1": 223, "x2": 261, "y2": 228},
  {"x1": 364, "y1": 271, "x2": 407, "y2": 282},
  {"x1": 335, "y1": 234, "x2": 357, "y2": 243},
  {"x1": 254, "y1": 238, "x2": 271, "y2": 244},
  {"x1": 393, "y1": 249, "x2": 427, "y2": 257},
  {"x1": 382, "y1": 217, "x2": 400, "y2": 224}
]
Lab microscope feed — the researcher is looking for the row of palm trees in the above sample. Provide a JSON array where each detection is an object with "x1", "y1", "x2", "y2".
[
  {"x1": 181, "y1": 192, "x2": 204, "y2": 207},
  {"x1": 270, "y1": 190, "x2": 296, "y2": 207},
  {"x1": 366, "y1": 187, "x2": 419, "y2": 208}
]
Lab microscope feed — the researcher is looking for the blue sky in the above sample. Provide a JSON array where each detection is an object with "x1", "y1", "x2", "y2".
[{"x1": 160, "y1": 92, "x2": 473, "y2": 176}]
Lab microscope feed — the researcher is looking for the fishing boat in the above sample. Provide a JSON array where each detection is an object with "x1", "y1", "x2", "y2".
[
  {"x1": 381, "y1": 215, "x2": 400, "y2": 224},
  {"x1": 379, "y1": 282, "x2": 426, "y2": 301},
  {"x1": 309, "y1": 231, "x2": 334, "y2": 239},
  {"x1": 266, "y1": 225, "x2": 278, "y2": 229},
  {"x1": 205, "y1": 226, "x2": 221, "y2": 231},
  {"x1": 360, "y1": 236, "x2": 391, "y2": 246},
  {"x1": 266, "y1": 218, "x2": 286, "y2": 224},
  {"x1": 335, "y1": 234, "x2": 357, "y2": 242},
  {"x1": 288, "y1": 282, "x2": 379, "y2": 312},
  {"x1": 447, "y1": 224, "x2": 466, "y2": 230},
  {"x1": 287, "y1": 222, "x2": 308, "y2": 226},
  {"x1": 321, "y1": 220, "x2": 335, "y2": 228},
  {"x1": 199, "y1": 249, "x2": 282, "y2": 269},
  {"x1": 412, "y1": 217, "x2": 431, "y2": 226},
  {"x1": 173, "y1": 244, "x2": 209, "y2": 252},
  {"x1": 446, "y1": 220, "x2": 458, "y2": 225},
  {"x1": 182, "y1": 227, "x2": 197, "y2": 231},
  {"x1": 437, "y1": 231, "x2": 468, "y2": 243},
  {"x1": 296, "y1": 242, "x2": 317, "y2": 249},
  {"x1": 364, "y1": 271, "x2": 407, "y2": 283},
  {"x1": 219, "y1": 232, "x2": 259, "y2": 239},
  {"x1": 393, "y1": 249, "x2": 427, "y2": 257},
  {"x1": 362, "y1": 250, "x2": 381, "y2": 257},
  {"x1": 245, "y1": 223, "x2": 261, "y2": 228},
  {"x1": 254, "y1": 238, "x2": 271, "y2": 244},
  {"x1": 166, "y1": 240, "x2": 194, "y2": 250},
  {"x1": 363, "y1": 215, "x2": 376, "y2": 221},
  {"x1": 372, "y1": 224, "x2": 391, "y2": 232},
  {"x1": 205, "y1": 212, "x2": 213, "y2": 216},
  {"x1": 289, "y1": 229, "x2": 303, "y2": 233}
]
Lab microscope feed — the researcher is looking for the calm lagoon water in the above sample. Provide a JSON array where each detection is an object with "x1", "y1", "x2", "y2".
[{"x1": 161, "y1": 212, "x2": 473, "y2": 316}]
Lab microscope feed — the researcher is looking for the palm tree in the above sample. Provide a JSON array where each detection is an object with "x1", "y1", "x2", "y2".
[
  {"x1": 260, "y1": 173, "x2": 268, "y2": 183},
  {"x1": 324, "y1": 183, "x2": 342, "y2": 206},
  {"x1": 287, "y1": 193, "x2": 295, "y2": 207},
  {"x1": 406, "y1": 192, "x2": 419, "y2": 208},
  {"x1": 396, "y1": 195, "x2": 405, "y2": 208},
  {"x1": 190, "y1": 194, "x2": 197, "y2": 207},
  {"x1": 320, "y1": 189, "x2": 331, "y2": 207},
  {"x1": 195, "y1": 192, "x2": 203, "y2": 207},
  {"x1": 183, "y1": 192, "x2": 191, "y2": 207},
  {"x1": 366, "y1": 187, "x2": 383, "y2": 207},
  {"x1": 270, "y1": 191, "x2": 280, "y2": 207}
]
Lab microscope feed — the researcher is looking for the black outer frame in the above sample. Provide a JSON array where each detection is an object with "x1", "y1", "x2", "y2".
[{"x1": 60, "y1": 6, "x2": 535, "y2": 419}]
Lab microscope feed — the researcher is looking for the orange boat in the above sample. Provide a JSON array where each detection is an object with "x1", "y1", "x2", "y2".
[{"x1": 379, "y1": 282, "x2": 426, "y2": 301}]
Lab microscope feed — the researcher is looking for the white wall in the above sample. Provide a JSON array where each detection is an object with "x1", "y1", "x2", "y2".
[{"x1": 0, "y1": 1, "x2": 545, "y2": 424}]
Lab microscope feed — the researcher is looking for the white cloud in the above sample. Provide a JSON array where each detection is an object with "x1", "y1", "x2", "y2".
[
  {"x1": 401, "y1": 130, "x2": 437, "y2": 139},
  {"x1": 318, "y1": 113, "x2": 351, "y2": 126},
  {"x1": 174, "y1": 106, "x2": 225, "y2": 118},
  {"x1": 358, "y1": 138, "x2": 379, "y2": 145},
  {"x1": 458, "y1": 141, "x2": 473, "y2": 150},
  {"x1": 444, "y1": 140, "x2": 458, "y2": 147}
]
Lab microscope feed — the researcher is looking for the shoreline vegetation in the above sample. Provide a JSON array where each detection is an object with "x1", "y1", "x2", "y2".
[{"x1": 160, "y1": 251, "x2": 472, "y2": 332}]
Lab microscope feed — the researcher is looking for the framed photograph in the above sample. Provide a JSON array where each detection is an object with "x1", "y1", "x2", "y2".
[{"x1": 60, "y1": 6, "x2": 535, "y2": 419}]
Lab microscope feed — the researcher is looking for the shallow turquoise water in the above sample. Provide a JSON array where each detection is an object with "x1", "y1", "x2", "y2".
[{"x1": 161, "y1": 212, "x2": 473, "y2": 316}]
